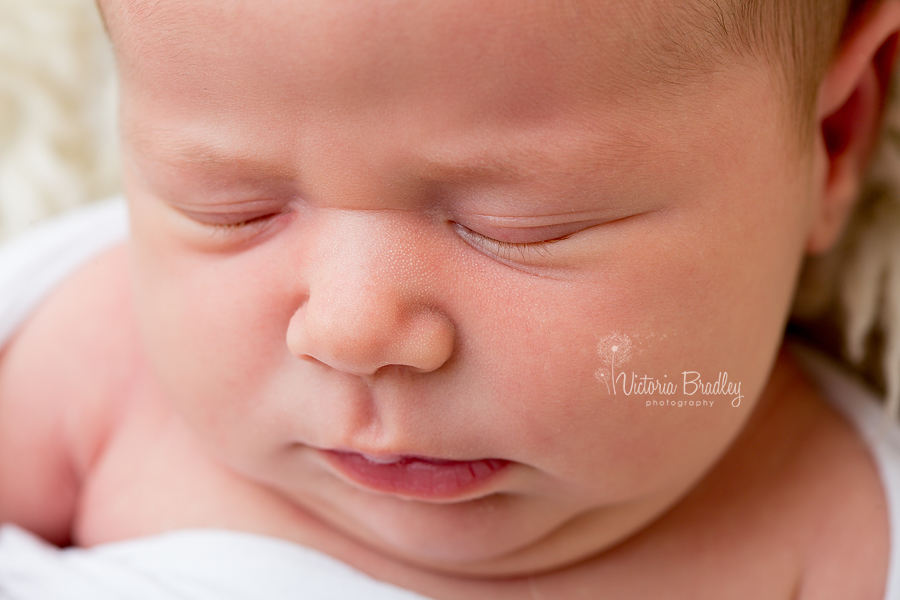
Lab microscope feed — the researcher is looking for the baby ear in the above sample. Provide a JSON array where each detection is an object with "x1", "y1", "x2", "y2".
[{"x1": 808, "y1": 0, "x2": 900, "y2": 254}]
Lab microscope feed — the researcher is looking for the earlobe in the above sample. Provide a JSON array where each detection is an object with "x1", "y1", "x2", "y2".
[{"x1": 808, "y1": 1, "x2": 900, "y2": 254}]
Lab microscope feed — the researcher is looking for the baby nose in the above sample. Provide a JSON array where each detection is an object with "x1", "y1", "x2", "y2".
[{"x1": 286, "y1": 247, "x2": 456, "y2": 376}]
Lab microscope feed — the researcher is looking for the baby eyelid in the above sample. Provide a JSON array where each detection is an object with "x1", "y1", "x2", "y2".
[
  {"x1": 452, "y1": 221, "x2": 586, "y2": 245},
  {"x1": 208, "y1": 213, "x2": 274, "y2": 228},
  {"x1": 174, "y1": 207, "x2": 291, "y2": 244},
  {"x1": 179, "y1": 207, "x2": 280, "y2": 227},
  {"x1": 452, "y1": 221, "x2": 579, "y2": 262}
]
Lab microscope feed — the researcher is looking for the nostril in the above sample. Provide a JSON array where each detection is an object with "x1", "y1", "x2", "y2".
[{"x1": 397, "y1": 313, "x2": 456, "y2": 373}]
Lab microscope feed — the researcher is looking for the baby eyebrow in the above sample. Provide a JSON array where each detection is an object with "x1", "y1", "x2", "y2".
[
  {"x1": 121, "y1": 122, "x2": 294, "y2": 175},
  {"x1": 138, "y1": 144, "x2": 298, "y2": 179},
  {"x1": 123, "y1": 119, "x2": 665, "y2": 197},
  {"x1": 132, "y1": 141, "x2": 534, "y2": 193},
  {"x1": 414, "y1": 156, "x2": 525, "y2": 184}
]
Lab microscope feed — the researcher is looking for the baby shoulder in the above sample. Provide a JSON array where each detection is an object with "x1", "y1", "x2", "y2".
[
  {"x1": 794, "y1": 392, "x2": 890, "y2": 600},
  {"x1": 0, "y1": 244, "x2": 138, "y2": 545}
]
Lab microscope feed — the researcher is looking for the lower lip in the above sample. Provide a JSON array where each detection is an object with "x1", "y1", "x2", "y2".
[{"x1": 323, "y1": 451, "x2": 510, "y2": 501}]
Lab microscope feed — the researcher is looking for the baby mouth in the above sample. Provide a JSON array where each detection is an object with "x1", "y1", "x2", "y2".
[{"x1": 322, "y1": 450, "x2": 510, "y2": 502}]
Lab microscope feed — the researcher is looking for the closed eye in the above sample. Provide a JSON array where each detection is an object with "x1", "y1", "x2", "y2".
[
  {"x1": 205, "y1": 213, "x2": 277, "y2": 231},
  {"x1": 452, "y1": 222, "x2": 581, "y2": 263},
  {"x1": 179, "y1": 207, "x2": 289, "y2": 239}
]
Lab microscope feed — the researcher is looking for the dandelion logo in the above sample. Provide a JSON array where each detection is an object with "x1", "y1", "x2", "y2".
[{"x1": 596, "y1": 333, "x2": 634, "y2": 394}]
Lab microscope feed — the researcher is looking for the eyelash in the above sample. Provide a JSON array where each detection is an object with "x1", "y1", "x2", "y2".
[
  {"x1": 199, "y1": 212, "x2": 282, "y2": 237},
  {"x1": 453, "y1": 223, "x2": 565, "y2": 262}
]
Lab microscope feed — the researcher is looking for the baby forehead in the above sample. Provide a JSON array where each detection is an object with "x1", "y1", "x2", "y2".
[{"x1": 102, "y1": 0, "x2": 732, "y2": 89}]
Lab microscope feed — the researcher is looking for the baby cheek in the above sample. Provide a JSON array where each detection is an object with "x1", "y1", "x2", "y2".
[
  {"x1": 482, "y1": 284, "x2": 755, "y2": 500},
  {"x1": 518, "y1": 371, "x2": 747, "y2": 498},
  {"x1": 131, "y1": 237, "x2": 298, "y2": 437}
]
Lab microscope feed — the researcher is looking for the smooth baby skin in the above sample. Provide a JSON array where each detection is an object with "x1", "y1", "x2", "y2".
[{"x1": 1, "y1": 0, "x2": 898, "y2": 597}]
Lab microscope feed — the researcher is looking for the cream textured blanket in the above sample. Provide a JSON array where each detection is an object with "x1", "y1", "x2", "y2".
[{"x1": 0, "y1": 0, "x2": 119, "y2": 241}]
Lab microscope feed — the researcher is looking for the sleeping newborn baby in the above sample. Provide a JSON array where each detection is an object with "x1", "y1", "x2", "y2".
[{"x1": 1, "y1": 0, "x2": 899, "y2": 598}]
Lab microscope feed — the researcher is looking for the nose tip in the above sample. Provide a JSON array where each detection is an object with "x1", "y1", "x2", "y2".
[{"x1": 287, "y1": 294, "x2": 455, "y2": 376}]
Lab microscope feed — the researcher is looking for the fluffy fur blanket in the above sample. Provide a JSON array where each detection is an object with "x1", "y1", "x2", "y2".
[{"x1": 0, "y1": 0, "x2": 119, "y2": 241}]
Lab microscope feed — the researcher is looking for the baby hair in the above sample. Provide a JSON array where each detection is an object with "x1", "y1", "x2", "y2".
[{"x1": 715, "y1": 0, "x2": 862, "y2": 136}]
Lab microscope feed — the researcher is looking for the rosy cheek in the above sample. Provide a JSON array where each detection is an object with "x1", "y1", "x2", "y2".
[{"x1": 129, "y1": 229, "x2": 283, "y2": 427}]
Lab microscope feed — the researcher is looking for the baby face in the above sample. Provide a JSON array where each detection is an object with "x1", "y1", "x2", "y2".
[{"x1": 114, "y1": 0, "x2": 820, "y2": 575}]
